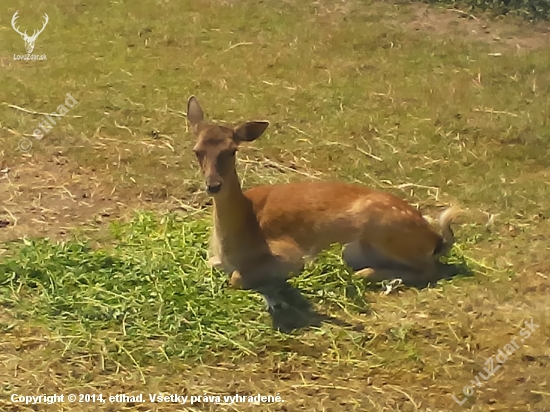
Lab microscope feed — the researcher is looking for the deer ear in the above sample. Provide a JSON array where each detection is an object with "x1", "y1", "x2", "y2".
[
  {"x1": 187, "y1": 96, "x2": 204, "y2": 134},
  {"x1": 233, "y1": 121, "x2": 269, "y2": 143}
]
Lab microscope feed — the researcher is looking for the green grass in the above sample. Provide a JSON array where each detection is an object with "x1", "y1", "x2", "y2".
[
  {"x1": 3, "y1": 215, "x2": 264, "y2": 363},
  {"x1": 0, "y1": 212, "x2": 372, "y2": 365},
  {"x1": 1, "y1": 0, "x2": 550, "y2": 410},
  {"x1": 1, "y1": 212, "x2": 473, "y2": 366}
]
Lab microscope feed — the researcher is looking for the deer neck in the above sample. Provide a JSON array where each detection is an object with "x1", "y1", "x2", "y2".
[{"x1": 211, "y1": 170, "x2": 256, "y2": 238}]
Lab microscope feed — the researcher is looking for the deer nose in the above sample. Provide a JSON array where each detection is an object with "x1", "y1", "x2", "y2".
[{"x1": 206, "y1": 183, "x2": 221, "y2": 194}]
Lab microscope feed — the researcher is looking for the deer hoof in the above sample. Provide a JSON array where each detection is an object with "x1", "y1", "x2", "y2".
[
  {"x1": 229, "y1": 271, "x2": 244, "y2": 289},
  {"x1": 354, "y1": 267, "x2": 376, "y2": 279},
  {"x1": 208, "y1": 255, "x2": 223, "y2": 269}
]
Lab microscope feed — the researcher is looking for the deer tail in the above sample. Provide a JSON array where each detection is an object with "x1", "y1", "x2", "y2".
[{"x1": 434, "y1": 206, "x2": 464, "y2": 257}]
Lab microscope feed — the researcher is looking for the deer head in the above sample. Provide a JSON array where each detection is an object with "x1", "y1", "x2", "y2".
[
  {"x1": 11, "y1": 11, "x2": 49, "y2": 54},
  {"x1": 187, "y1": 96, "x2": 270, "y2": 196}
]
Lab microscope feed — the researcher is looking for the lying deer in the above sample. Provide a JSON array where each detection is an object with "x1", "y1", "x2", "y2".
[{"x1": 187, "y1": 96, "x2": 462, "y2": 296}]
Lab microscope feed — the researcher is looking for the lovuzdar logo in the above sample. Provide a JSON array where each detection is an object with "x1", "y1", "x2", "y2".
[{"x1": 11, "y1": 10, "x2": 49, "y2": 60}]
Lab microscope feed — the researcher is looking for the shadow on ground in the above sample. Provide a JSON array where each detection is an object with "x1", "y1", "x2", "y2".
[
  {"x1": 255, "y1": 282, "x2": 354, "y2": 333},
  {"x1": 260, "y1": 259, "x2": 474, "y2": 333},
  {"x1": 435, "y1": 257, "x2": 474, "y2": 284}
]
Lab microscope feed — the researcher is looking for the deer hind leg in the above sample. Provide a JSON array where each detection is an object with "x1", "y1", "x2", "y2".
[
  {"x1": 342, "y1": 241, "x2": 411, "y2": 272},
  {"x1": 352, "y1": 239, "x2": 438, "y2": 287}
]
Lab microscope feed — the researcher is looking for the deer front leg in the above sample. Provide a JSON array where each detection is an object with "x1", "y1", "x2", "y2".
[
  {"x1": 228, "y1": 237, "x2": 305, "y2": 290},
  {"x1": 207, "y1": 228, "x2": 228, "y2": 271},
  {"x1": 228, "y1": 261, "x2": 293, "y2": 290}
]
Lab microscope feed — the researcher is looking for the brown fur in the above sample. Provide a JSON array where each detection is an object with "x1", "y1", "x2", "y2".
[{"x1": 186, "y1": 96, "x2": 463, "y2": 291}]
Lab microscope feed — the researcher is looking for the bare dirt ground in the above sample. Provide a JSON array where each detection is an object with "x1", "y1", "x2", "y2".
[
  {"x1": 0, "y1": 151, "x2": 208, "y2": 244},
  {"x1": 406, "y1": 3, "x2": 550, "y2": 50}
]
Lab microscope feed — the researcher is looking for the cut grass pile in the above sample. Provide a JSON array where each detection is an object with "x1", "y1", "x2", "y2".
[
  {"x1": 0, "y1": 212, "x2": 365, "y2": 365},
  {"x1": 0, "y1": 210, "x2": 474, "y2": 367}
]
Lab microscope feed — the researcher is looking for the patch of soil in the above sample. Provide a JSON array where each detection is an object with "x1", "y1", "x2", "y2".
[
  {"x1": 406, "y1": 3, "x2": 550, "y2": 50},
  {"x1": 0, "y1": 153, "x2": 205, "y2": 244}
]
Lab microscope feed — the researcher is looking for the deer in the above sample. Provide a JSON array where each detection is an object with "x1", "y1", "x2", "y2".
[
  {"x1": 11, "y1": 11, "x2": 49, "y2": 54},
  {"x1": 186, "y1": 95, "x2": 463, "y2": 314}
]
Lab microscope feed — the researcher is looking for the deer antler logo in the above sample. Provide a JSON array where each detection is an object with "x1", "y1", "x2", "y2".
[{"x1": 11, "y1": 11, "x2": 49, "y2": 54}]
